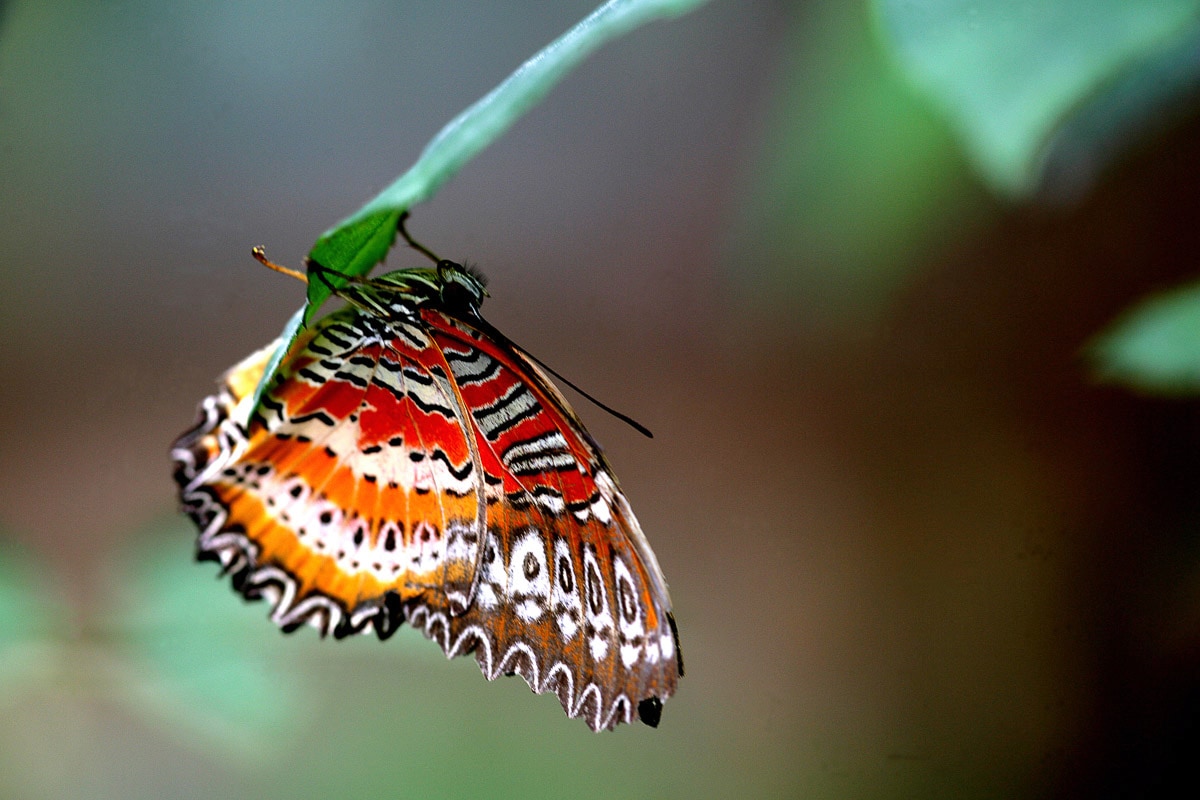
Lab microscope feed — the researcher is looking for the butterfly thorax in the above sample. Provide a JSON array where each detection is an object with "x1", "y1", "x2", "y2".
[{"x1": 328, "y1": 260, "x2": 488, "y2": 324}]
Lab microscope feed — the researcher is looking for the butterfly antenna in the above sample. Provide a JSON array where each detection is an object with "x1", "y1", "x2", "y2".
[
  {"x1": 252, "y1": 247, "x2": 308, "y2": 283},
  {"x1": 530, "y1": 351, "x2": 653, "y2": 438},
  {"x1": 397, "y1": 211, "x2": 442, "y2": 264},
  {"x1": 474, "y1": 317, "x2": 651, "y2": 439},
  {"x1": 396, "y1": 216, "x2": 647, "y2": 437}
]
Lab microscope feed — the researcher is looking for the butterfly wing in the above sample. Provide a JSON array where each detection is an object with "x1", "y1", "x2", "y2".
[
  {"x1": 172, "y1": 308, "x2": 487, "y2": 638},
  {"x1": 408, "y1": 309, "x2": 682, "y2": 730},
  {"x1": 173, "y1": 299, "x2": 681, "y2": 730}
]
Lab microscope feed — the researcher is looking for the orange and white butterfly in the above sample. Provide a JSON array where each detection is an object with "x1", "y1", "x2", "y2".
[{"x1": 172, "y1": 243, "x2": 681, "y2": 730}]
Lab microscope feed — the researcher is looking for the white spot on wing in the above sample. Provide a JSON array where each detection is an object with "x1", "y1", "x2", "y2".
[
  {"x1": 552, "y1": 538, "x2": 582, "y2": 641},
  {"x1": 508, "y1": 528, "x2": 550, "y2": 622},
  {"x1": 476, "y1": 531, "x2": 506, "y2": 610},
  {"x1": 583, "y1": 546, "x2": 614, "y2": 663},
  {"x1": 614, "y1": 558, "x2": 645, "y2": 669}
]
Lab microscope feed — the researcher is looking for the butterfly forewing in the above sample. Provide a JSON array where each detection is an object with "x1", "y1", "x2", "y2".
[{"x1": 172, "y1": 263, "x2": 680, "y2": 730}]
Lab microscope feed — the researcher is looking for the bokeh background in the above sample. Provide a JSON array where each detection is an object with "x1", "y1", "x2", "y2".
[{"x1": 3, "y1": 1, "x2": 1200, "y2": 797}]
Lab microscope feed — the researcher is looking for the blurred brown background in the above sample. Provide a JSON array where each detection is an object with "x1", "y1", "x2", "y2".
[{"x1": 2, "y1": 1, "x2": 1199, "y2": 798}]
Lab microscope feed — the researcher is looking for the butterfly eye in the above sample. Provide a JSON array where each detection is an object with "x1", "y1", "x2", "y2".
[{"x1": 437, "y1": 260, "x2": 484, "y2": 313}]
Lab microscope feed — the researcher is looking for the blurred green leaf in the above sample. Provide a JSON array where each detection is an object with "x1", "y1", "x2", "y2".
[
  {"x1": 875, "y1": 0, "x2": 1200, "y2": 196},
  {"x1": 102, "y1": 518, "x2": 310, "y2": 757},
  {"x1": 730, "y1": 1, "x2": 980, "y2": 326},
  {"x1": 0, "y1": 543, "x2": 54, "y2": 643},
  {"x1": 0, "y1": 541, "x2": 63, "y2": 701},
  {"x1": 1091, "y1": 277, "x2": 1200, "y2": 393}
]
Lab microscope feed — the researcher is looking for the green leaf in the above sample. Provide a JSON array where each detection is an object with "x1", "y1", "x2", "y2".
[
  {"x1": 304, "y1": 209, "x2": 401, "y2": 324},
  {"x1": 1090, "y1": 278, "x2": 1200, "y2": 394},
  {"x1": 875, "y1": 0, "x2": 1200, "y2": 196},
  {"x1": 251, "y1": 0, "x2": 712, "y2": 414}
]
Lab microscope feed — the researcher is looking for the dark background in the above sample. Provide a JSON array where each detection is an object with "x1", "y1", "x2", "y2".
[{"x1": 1, "y1": 1, "x2": 1198, "y2": 797}]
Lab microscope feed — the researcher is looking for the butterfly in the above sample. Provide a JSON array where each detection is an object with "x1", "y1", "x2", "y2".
[{"x1": 171, "y1": 222, "x2": 682, "y2": 731}]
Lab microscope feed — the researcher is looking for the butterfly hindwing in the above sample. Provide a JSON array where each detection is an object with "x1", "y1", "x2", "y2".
[{"x1": 407, "y1": 310, "x2": 680, "y2": 728}]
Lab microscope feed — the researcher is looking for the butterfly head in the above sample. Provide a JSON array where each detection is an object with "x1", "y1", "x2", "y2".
[{"x1": 435, "y1": 259, "x2": 489, "y2": 315}]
